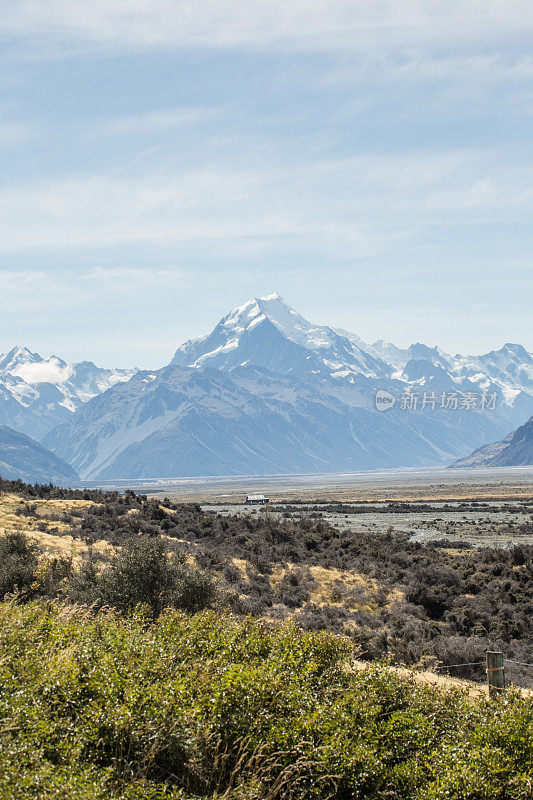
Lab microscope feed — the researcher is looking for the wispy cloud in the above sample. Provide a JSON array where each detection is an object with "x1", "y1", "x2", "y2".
[
  {"x1": 327, "y1": 52, "x2": 533, "y2": 120},
  {"x1": 85, "y1": 107, "x2": 226, "y2": 139},
  {"x1": 3, "y1": 1, "x2": 533, "y2": 55},
  {"x1": 79, "y1": 266, "x2": 186, "y2": 285},
  {"x1": 0, "y1": 266, "x2": 186, "y2": 294},
  {"x1": 0, "y1": 148, "x2": 531, "y2": 258},
  {"x1": 0, "y1": 0, "x2": 531, "y2": 360}
]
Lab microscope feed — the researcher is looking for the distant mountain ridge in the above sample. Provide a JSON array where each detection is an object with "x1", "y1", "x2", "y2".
[
  {"x1": 0, "y1": 425, "x2": 78, "y2": 485},
  {"x1": 0, "y1": 346, "x2": 137, "y2": 440},
  {"x1": 172, "y1": 293, "x2": 388, "y2": 379},
  {"x1": 451, "y1": 416, "x2": 533, "y2": 468},
  {"x1": 41, "y1": 293, "x2": 533, "y2": 480}
]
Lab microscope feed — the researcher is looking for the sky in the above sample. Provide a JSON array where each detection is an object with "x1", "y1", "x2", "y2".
[{"x1": 0, "y1": 0, "x2": 532, "y2": 368}]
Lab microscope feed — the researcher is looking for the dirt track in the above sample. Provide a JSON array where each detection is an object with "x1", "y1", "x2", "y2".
[{"x1": 349, "y1": 660, "x2": 533, "y2": 702}]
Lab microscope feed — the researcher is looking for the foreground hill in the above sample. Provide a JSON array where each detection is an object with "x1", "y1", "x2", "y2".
[
  {"x1": 2, "y1": 478, "x2": 533, "y2": 794},
  {"x1": 1, "y1": 601, "x2": 532, "y2": 800},
  {"x1": 0, "y1": 425, "x2": 78, "y2": 484},
  {"x1": 3, "y1": 477, "x2": 533, "y2": 683},
  {"x1": 452, "y1": 416, "x2": 533, "y2": 468},
  {"x1": 43, "y1": 294, "x2": 533, "y2": 479}
]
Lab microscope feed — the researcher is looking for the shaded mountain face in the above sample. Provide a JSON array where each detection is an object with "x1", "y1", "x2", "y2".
[
  {"x1": 38, "y1": 365, "x2": 479, "y2": 480},
  {"x1": 372, "y1": 341, "x2": 451, "y2": 371},
  {"x1": 452, "y1": 416, "x2": 533, "y2": 468},
  {"x1": 43, "y1": 293, "x2": 533, "y2": 480},
  {"x1": 0, "y1": 346, "x2": 137, "y2": 440},
  {"x1": 172, "y1": 293, "x2": 389, "y2": 379},
  {"x1": 0, "y1": 425, "x2": 78, "y2": 485}
]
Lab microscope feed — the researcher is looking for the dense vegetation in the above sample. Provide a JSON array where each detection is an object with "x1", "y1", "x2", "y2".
[
  {"x1": 2, "y1": 478, "x2": 533, "y2": 796},
  {"x1": 2, "y1": 478, "x2": 533, "y2": 687},
  {"x1": 1, "y1": 600, "x2": 532, "y2": 800}
]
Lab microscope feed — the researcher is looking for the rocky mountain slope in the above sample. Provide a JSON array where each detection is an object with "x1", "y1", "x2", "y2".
[
  {"x1": 0, "y1": 347, "x2": 136, "y2": 440},
  {"x1": 43, "y1": 294, "x2": 533, "y2": 480},
  {"x1": 0, "y1": 425, "x2": 78, "y2": 484},
  {"x1": 452, "y1": 416, "x2": 533, "y2": 468}
]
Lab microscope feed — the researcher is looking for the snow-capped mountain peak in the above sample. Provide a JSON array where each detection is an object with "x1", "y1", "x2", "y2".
[
  {"x1": 221, "y1": 292, "x2": 337, "y2": 350},
  {"x1": 0, "y1": 346, "x2": 42, "y2": 373},
  {"x1": 0, "y1": 347, "x2": 138, "y2": 440},
  {"x1": 172, "y1": 292, "x2": 389, "y2": 378},
  {"x1": 33, "y1": 294, "x2": 533, "y2": 481},
  {"x1": 0, "y1": 346, "x2": 75, "y2": 385}
]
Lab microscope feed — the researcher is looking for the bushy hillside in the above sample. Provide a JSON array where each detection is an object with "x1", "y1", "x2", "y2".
[
  {"x1": 2, "y1": 478, "x2": 533, "y2": 686},
  {"x1": 0, "y1": 601, "x2": 532, "y2": 800}
]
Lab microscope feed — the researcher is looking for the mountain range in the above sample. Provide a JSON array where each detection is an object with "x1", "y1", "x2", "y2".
[
  {"x1": 0, "y1": 347, "x2": 136, "y2": 440},
  {"x1": 2, "y1": 293, "x2": 533, "y2": 480},
  {"x1": 39, "y1": 293, "x2": 533, "y2": 479},
  {"x1": 452, "y1": 416, "x2": 533, "y2": 468},
  {"x1": 0, "y1": 425, "x2": 78, "y2": 484}
]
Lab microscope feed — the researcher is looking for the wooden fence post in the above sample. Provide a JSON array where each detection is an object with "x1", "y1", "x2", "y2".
[{"x1": 486, "y1": 651, "x2": 505, "y2": 698}]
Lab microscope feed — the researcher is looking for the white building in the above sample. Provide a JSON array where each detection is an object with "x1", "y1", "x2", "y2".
[{"x1": 245, "y1": 494, "x2": 269, "y2": 504}]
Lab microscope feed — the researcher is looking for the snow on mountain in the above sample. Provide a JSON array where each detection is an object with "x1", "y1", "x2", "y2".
[
  {"x1": 43, "y1": 362, "x2": 500, "y2": 481},
  {"x1": 449, "y1": 344, "x2": 533, "y2": 393},
  {"x1": 174, "y1": 294, "x2": 533, "y2": 406},
  {"x1": 0, "y1": 346, "x2": 137, "y2": 440},
  {"x1": 369, "y1": 339, "x2": 533, "y2": 409},
  {"x1": 371, "y1": 341, "x2": 452, "y2": 372},
  {"x1": 172, "y1": 293, "x2": 390, "y2": 379},
  {"x1": 43, "y1": 293, "x2": 533, "y2": 480},
  {"x1": 371, "y1": 340, "x2": 409, "y2": 369}
]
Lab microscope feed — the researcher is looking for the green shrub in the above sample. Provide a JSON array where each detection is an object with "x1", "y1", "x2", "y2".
[
  {"x1": 96, "y1": 536, "x2": 180, "y2": 617},
  {"x1": 173, "y1": 568, "x2": 218, "y2": 613},
  {"x1": 0, "y1": 531, "x2": 39, "y2": 598},
  {"x1": 0, "y1": 600, "x2": 532, "y2": 799},
  {"x1": 67, "y1": 537, "x2": 217, "y2": 619}
]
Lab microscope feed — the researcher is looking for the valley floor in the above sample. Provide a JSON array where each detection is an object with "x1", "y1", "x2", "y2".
[
  {"x1": 92, "y1": 464, "x2": 533, "y2": 502},
  {"x1": 201, "y1": 497, "x2": 533, "y2": 549}
]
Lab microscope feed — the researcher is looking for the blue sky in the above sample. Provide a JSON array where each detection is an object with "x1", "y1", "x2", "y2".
[{"x1": 0, "y1": 1, "x2": 532, "y2": 368}]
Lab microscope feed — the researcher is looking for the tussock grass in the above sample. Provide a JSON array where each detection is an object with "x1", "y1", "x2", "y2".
[{"x1": 0, "y1": 492, "x2": 104, "y2": 562}]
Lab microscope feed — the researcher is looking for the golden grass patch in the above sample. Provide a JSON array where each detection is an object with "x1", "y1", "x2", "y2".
[
  {"x1": 267, "y1": 561, "x2": 402, "y2": 612},
  {"x1": 0, "y1": 492, "x2": 110, "y2": 563}
]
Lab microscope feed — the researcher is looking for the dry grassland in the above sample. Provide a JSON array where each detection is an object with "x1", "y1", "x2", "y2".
[{"x1": 0, "y1": 492, "x2": 114, "y2": 562}]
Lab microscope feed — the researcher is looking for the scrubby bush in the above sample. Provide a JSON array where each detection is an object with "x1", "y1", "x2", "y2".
[
  {"x1": 0, "y1": 600, "x2": 532, "y2": 799},
  {"x1": 0, "y1": 531, "x2": 39, "y2": 597},
  {"x1": 173, "y1": 567, "x2": 218, "y2": 613},
  {"x1": 67, "y1": 536, "x2": 217, "y2": 618},
  {"x1": 96, "y1": 536, "x2": 182, "y2": 617}
]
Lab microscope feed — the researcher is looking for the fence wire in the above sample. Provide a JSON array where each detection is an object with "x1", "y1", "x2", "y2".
[{"x1": 433, "y1": 657, "x2": 533, "y2": 672}]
